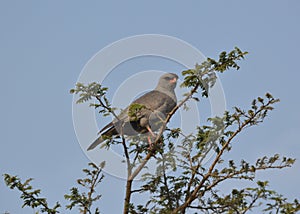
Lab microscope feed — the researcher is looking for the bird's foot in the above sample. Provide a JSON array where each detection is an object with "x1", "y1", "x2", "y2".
[{"x1": 147, "y1": 135, "x2": 154, "y2": 148}]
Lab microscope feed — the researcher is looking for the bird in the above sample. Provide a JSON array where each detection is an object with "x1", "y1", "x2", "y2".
[{"x1": 87, "y1": 72, "x2": 178, "y2": 151}]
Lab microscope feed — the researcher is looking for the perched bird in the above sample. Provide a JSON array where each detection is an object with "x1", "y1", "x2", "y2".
[{"x1": 87, "y1": 73, "x2": 178, "y2": 151}]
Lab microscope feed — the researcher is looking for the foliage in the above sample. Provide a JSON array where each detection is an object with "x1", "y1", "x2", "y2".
[
  {"x1": 3, "y1": 47, "x2": 299, "y2": 214},
  {"x1": 128, "y1": 103, "x2": 147, "y2": 121},
  {"x1": 70, "y1": 82, "x2": 116, "y2": 117},
  {"x1": 130, "y1": 94, "x2": 298, "y2": 214},
  {"x1": 3, "y1": 174, "x2": 61, "y2": 214},
  {"x1": 3, "y1": 162, "x2": 105, "y2": 214},
  {"x1": 181, "y1": 47, "x2": 248, "y2": 97},
  {"x1": 64, "y1": 162, "x2": 105, "y2": 214}
]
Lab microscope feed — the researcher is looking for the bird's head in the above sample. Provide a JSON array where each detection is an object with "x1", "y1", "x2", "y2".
[{"x1": 156, "y1": 73, "x2": 179, "y2": 91}]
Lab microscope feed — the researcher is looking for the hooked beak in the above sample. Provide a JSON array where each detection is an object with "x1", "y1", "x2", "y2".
[{"x1": 169, "y1": 77, "x2": 177, "y2": 84}]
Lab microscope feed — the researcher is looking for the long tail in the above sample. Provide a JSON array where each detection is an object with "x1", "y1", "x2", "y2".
[
  {"x1": 87, "y1": 136, "x2": 104, "y2": 151},
  {"x1": 87, "y1": 126, "x2": 117, "y2": 151}
]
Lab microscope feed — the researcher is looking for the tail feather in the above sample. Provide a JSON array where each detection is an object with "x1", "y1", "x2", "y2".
[
  {"x1": 87, "y1": 136, "x2": 104, "y2": 151},
  {"x1": 98, "y1": 121, "x2": 114, "y2": 134},
  {"x1": 87, "y1": 126, "x2": 118, "y2": 151}
]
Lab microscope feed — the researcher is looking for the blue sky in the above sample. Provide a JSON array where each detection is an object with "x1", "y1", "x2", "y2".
[{"x1": 1, "y1": 1, "x2": 299, "y2": 213}]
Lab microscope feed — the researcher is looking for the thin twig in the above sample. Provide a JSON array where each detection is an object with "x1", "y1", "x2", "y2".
[{"x1": 171, "y1": 99, "x2": 277, "y2": 213}]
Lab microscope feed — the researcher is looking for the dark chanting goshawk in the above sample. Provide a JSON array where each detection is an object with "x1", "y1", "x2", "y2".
[{"x1": 87, "y1": 73, "x2": 178, "y2": 151}]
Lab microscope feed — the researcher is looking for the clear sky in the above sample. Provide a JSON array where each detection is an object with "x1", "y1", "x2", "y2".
[{"x1": 1, "y1": 1, "x2": 299, "y2": 213}]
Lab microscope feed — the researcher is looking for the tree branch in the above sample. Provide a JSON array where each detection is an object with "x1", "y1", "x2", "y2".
[{"x1": 172, "y1": 97, "x2": 279, "y2": 213}]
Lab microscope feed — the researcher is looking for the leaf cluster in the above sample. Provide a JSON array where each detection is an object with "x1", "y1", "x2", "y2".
[
  {"x1": 128, "y1": 103, "x2": 147, "y2": 121},
  {"x1": 181, "y1": 47, "x2": 248, "y2": 97},
  {"x1": 70, "y1": 82, "x2": 107, "y2": 104},
  {"x1": 70, "y1": 82, "x2": 116, "y2": 117},
  {"x1": 64, "y1": 162, "x2": 105, "y2": 214},
  {"x1": 3, "y1": 162, "x2": 105, "y2": 214},
  {"x1": 3, "y1": 174, "x2": 60, "y2": 214}
]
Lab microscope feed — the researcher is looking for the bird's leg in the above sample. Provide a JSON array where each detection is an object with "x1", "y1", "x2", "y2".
[
  {"x1": 146, "y1": 125, "x2": 156, "y2": 147},
  {"x1": 147, "y1": 135, "x2": 153, "y2": 148},
  {"x1": 146, "y1": 125, "x2": 156, "y2": 137}
]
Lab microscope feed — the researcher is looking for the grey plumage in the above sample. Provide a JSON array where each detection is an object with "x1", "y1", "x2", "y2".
[{"x1": 87, "y1": 73, "x2": 178, "y2": 151}]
